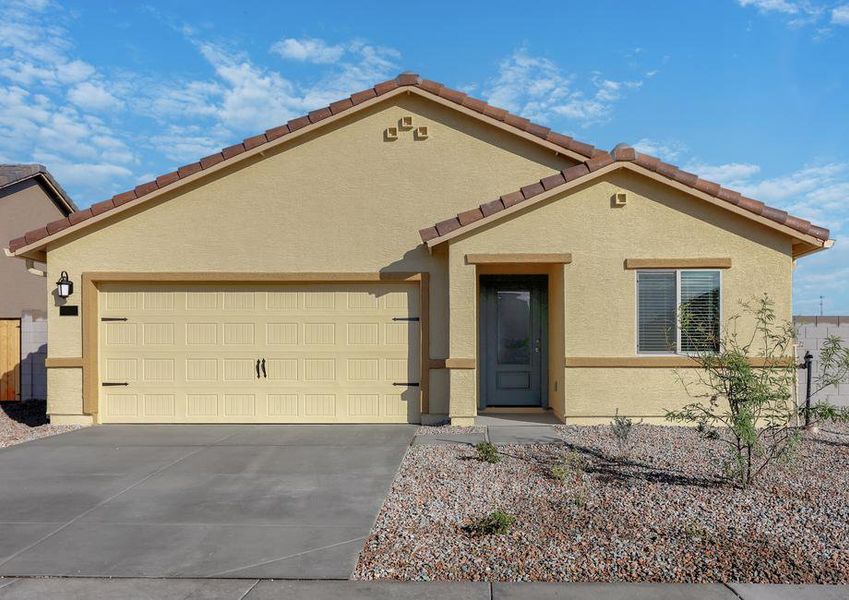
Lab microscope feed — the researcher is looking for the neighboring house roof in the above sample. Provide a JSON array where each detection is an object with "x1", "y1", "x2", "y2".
[
  {"x1": 5, "y1": 73, "x2": 832, "y2": 257},
  {"x1": 419, "y1": 143, "x2": 831, "y2": 252},
  {"x1": 0, "y1": 164, "x2": 77, "y2": 215}
]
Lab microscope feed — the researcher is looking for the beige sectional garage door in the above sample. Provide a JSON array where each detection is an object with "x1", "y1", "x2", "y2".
[{"x1": 98, "y1": 283, "x2": 420, "y2": 423}]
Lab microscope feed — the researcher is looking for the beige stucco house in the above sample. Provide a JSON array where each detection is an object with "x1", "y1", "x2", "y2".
[{"x1": 5, "y1": 74, "x2": 833, "y2": 426}]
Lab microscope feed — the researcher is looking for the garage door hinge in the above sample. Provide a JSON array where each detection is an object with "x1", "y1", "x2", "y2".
[
  {"x1": 392, "y1": 382, "x2": 420, "y2": 387},
  {"x1": 101, "y1": 317, "x2": 128, "y2": 322},
  {"x1": 102, "y1": 382, "x2": 129, "y2": 386},
  {"x1": 392, "y1": 316, "x2": 420, "y2": 321}
]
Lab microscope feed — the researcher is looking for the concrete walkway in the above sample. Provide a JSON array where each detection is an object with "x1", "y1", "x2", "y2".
[
  {"x1": 0, "y1": 578, "x2": 845, "y2": 599},
  {"x1": 415, "y1": 412, "x2": 562, "y2": 446}
]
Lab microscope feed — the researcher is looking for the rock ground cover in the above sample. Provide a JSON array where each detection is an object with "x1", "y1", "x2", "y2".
[
  {"x1": 355, "y1": 424, "x2": 849, "y2": 583},
  {"x1": 0, "y1": 400, "x2": 82, "y2": 448}
]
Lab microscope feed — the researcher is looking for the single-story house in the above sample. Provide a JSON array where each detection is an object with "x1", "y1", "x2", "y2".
[
  {"x1": 5, "y1": 73, "x2": 833, "y2": 426},
  {"x1": 1, "y1": 165, "x2": 76, "y2": 403}
]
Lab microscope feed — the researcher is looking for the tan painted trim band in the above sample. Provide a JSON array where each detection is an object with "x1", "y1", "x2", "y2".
[
  {"x1": 466, "y1": 253, "x2": 572, "y2": 265},
  {"x1": 426, "y1": 162, "x2": 828, "y2": 250},
  {"x1": 565, "y1": 357, "x2": 795, "y2": 368},
  {"x1": 624, "y1": 258, "x2": 732, "y2": 269},
  {"x1": 45, "y1": 357, "x2": 83, "y2": 368},
  {"x1": 428, "y1": 358, "x2": 476, "y2": 369},
  {"x1": 81, "y1": 271, "x2": 431, "y2": 419}
]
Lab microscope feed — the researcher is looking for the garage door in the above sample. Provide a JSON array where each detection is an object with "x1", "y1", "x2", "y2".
[{"x1": 98, "y1": 283, "x2": 420, "y2": 423}]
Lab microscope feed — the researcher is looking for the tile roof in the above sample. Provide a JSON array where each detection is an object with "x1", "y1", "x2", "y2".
[
  {"x1": 0, "y1": 164, "x2": 77, "y2": 213},
  {"x1": 419, "y1": 143, "x2": 831, "y2": 245},
  {"x1": 7, "y1": 72, "x2": 602, "y2": 254},
  {"x1": 5, "y1": 75, "x2": 831, "y2": 254}
]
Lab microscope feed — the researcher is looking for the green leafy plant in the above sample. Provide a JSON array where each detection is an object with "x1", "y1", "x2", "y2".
[
  {"x1": 666, "y1": 295, "x2": 849, "y2": 488},
  {"x1": 464, "y1": 509, "x2": 516, "y2": 536},
  {"x1": 610, "y1": 409, "x2": 637, "y2": 456},
  {"x1": 550, "y1": 450, "x2": 586, "y2": 481},
  {"x1": 475, "y1": 441, "x2": 500, "y2": 464},
  {"x1": 805, "y1": 335, "x2": 849, "y2": 427}
]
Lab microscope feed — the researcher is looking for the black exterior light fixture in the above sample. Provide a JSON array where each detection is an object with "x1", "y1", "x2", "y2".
[{"x1": 56, "y1": 271, "x2": 74, "y2": 299}]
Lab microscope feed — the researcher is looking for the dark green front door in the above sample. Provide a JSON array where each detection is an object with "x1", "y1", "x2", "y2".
[{"x1": 480, "y1": 275, "x2": 547, "y2": 408}]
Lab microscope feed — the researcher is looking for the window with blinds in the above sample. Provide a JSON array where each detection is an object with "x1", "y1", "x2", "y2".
[{"x1": 637, "y1": 270, "x2": 721, "y2": 354}]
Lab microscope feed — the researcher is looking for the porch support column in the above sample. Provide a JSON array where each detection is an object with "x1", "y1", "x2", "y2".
[{"x1": 447, "y1": 245, "x2": 477, "y2": 426}]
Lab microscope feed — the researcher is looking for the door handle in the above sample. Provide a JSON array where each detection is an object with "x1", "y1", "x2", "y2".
[
  {"x1": 535, "y1": 338, "x2": 541, "y2": 353},
  {"x1": 261, "y1": 358, "x2": 267, "y2": 379},
  {"x1": 256, "y1": 359, "x2": 261, "y2": 379}
]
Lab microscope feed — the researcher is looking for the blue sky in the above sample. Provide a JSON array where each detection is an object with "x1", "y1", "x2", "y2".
[{"x1": 1, "y1": 0, "x2": 847, "y2": 313}]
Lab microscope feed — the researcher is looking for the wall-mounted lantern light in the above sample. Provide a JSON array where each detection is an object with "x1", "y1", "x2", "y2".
[{"x1": 56, "y1": 271, "x2": 73, "y2": 299}]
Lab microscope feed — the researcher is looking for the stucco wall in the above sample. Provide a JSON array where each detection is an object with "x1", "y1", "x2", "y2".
[
  {"x1": 1, "y1": 179, "x2": 66, "y2": 317},
  {"x1": 447, "y1": 169, "x2": 794, "y2": 423},
  {"x1": 43, "y1": 94, "x2": 574, "y2": 423}
]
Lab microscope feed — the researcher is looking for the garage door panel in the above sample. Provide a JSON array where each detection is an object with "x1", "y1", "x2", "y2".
[{"x1": 99, "y1": 282, "x2": 420, "y2": 423}]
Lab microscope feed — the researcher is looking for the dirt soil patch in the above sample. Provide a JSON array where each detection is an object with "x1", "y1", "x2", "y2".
[
  {"x1": 0, "y1": 400, "x2": 82, "y2": 448},
  {"x1": 355, "y1": 424, "x2": 849, "y2": 583}
]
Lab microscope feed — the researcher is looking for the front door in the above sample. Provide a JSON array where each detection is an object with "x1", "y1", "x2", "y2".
[{"x1": 480, "y1": 275, "x2": 547, "y2": 407}]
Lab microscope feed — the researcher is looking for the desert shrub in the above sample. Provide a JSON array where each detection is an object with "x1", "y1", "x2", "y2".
[
  {"x1": 666, "y1": 295, "x2": 849, "y2": 487},
  {"x1": 610, "y1": 409, "x2": 636, "y2": 456},
  {"x1": 550, "y1": 450, "x2": 586, "y2": 481},
  {"x1": 464, "y1": 510, "x2": 516, "y2": 536},
  {"x1": 475, "y1": 441, "x2": 500, "y2": 464}
]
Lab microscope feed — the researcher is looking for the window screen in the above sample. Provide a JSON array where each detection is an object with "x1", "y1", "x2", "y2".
[
  {"x1": 637, "y1": 271, "x2": 677, "y2": 352},
  {"x1": 680, "y1": 271, "x2": 721, "y2": 352}
]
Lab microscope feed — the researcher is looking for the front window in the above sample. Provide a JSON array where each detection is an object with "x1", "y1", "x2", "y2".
[{"x1": 637, "y1": 270, "x2": 721, "y2": 354}]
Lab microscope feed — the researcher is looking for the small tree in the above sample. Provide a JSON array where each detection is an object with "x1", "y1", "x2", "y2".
[{"x1": 666, "y1": 295, "x2": 849, "y2": 488}]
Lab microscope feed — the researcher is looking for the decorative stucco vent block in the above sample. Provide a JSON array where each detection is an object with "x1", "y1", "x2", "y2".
[
  {"x1": 613, "y1": 192, "x2": 627, "y2": 206},
  {"x1": 384, "y1": 126, "x2": 398, "y2": 141},
  {"x1": 415, "y1": 126, "x2": 429, "y2": 140},
  {"x1": 399, "y1": 115, "x2": 414, "y2": 129}
]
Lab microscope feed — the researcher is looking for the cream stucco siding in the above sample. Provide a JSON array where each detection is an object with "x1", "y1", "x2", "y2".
[
  {"x1": 447, "y1": 170, "x2": 793, "y2": 423},
  {"x1": 43, "y1": 94, "x2": 574, "y2": 423}
]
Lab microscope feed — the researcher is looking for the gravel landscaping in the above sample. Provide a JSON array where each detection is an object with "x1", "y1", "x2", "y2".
[
  {"x1": 355, "y1": 424, "x2": 849, "y2": 583},
  {"x1": 0, "y1": 400, "x2": 82, "y2": 448}
]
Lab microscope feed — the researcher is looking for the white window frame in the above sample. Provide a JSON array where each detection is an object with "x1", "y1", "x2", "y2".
[{"x1": 635, "y1": 268, "x2": 723, "y2": 356}]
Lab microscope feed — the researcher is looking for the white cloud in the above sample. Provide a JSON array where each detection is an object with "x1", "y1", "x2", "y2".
[
  {"x1": 737, "y1": 0, "x2": 830, "y2": 29},
  {"x1": 271, "y1": 37, "x2": 345, "y2": 64},
  {"x1": 738, "y1": 0, "x2": 800, "y2": 14},
  {"x1": 68, "y1": 81, "x2": 123, "y2": 110},
  {"x1": 482, "y1": 49, "x2": 643, "y2": 127},
  {"x1": 683, "y1": 161, "x2": 762, "y2": 187},
  {"x1": 633, "y1": 138, "x2": 687, "y2": 162},
  {"x1": 832, "y1": 4, "x2": 849, "y2": 23}
]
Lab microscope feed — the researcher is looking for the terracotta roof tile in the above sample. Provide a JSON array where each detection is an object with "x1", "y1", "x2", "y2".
[
  {"x1": 177, "y1": 162, "x2": 202, "y2": 178},
  {"x1": 420, "y1": 143, "x2": 832, "y2": 245},
  {"x1": 46, "y1": 218, "x2": 71, "y2": 235},
  {"x1": 134, "y1": 181, "x2": 158, "y2": 197},
  {"x1": 541, "y1": 172, "x2": 566, "y2": 190},
  {"x1": 68, "y1": 208, "x2": 92, "y2": 225},
  {"x1": 521, "y1": 181, "x2": 545, "y2": 199},
  {"x1": 480, "y1": 198, "x2": 505, "y2": 217},
  {"x1": 243, "y1": 134, "x2": 268, "y2": 150},
  {"x1": 457, "y1": 207, "x2": 484, "y2": 226},
  {"x1": 329, "y1": 98, "x2": 354, "y2": 115},
  {"x1": 112, "y1": 190, "x2": 137, "y2": 206},
  {"x1": 308, "y1": 107, "x2": 332, "y2": 123},
  {"x1": 199, "y1": 152, "x2": 224, "y2": 169},
  {"x1": 9, "y1": 236, "x2": 26, "y2": 251},
  {"x1": 24, "y1": 228, "x2": 48, "y2": 244},
  {"x1": 265, "y1": 124, "x2": 290, "y2": 140},
  {"x1": 90, "y1": 199, "x2": 115, "y2": 216},
  {"x1": 7, "y1": 72, "x2": 830, "y2": 253},
  {"x1": 155, "y1": 171, "x2": 180, "y2": 188},
  {"x1": 500, "y1": 191, "x2": 524, "y2": 208}
]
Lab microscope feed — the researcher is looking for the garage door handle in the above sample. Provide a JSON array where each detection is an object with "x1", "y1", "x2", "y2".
[
  {"x1": 261, "y1": 358, "x2": 267, "y2": 379},
  {"x1": 392, "y1": 382, "x2": 420, "y2": 387},
  {"x1": 256, "y1": 359, "x2": 261, "y2": 379},
  {"x1": 392, "y1": 317, "x2": 420, "y2": 321},
  {"x1": 102, "y1": 382, "x2": 129, "y2": 387}
]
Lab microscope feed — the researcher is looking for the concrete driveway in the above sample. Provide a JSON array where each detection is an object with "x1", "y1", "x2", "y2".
[{"x1": 0, "y1": 424, "x2": 414, "y2": 579}]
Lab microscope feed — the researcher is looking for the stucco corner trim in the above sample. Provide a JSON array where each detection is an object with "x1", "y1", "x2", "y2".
[
  {"x1": 624, "y1": 258, "x2": 732, "y2": 270},
  {"x1": 429, "y1": 358, "x2": 476, "y2": 369},
  {"x1": 466, "y1": 253, "x2": 573, "y2": 265}
]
